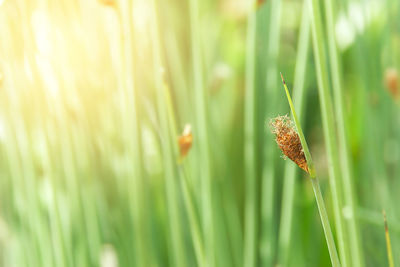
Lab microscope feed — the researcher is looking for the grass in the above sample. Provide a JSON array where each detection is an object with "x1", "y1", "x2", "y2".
[
  {"x1": 308, "y1": 0, "x2": 349, "y2": 265},
  {"x1": 383, "y1": 210, "x2": 394, "y2": 267},
  {"x1": 0, "y1": 0, "x2": 398, "y2": 266},
  {"x1": 243, "y1": 4, "x2": 257, "y2": 267},
  {"x1": 278, "y1": 73, "x2": 340, "y2": 266},
  {"x1": 277, "y1": 2, "x2": 310, "y2": 265}
]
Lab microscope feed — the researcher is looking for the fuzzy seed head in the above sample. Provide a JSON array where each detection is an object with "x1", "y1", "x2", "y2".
[
  {"x1": 270, "y1": 115, "x2": 308, "y2": 173},
  {"x1": 98, "y1": 0, "x2": 116, "y2": 7},
  {"x1": 384, "y1": 68, "x2": 399, "y2": 100},
  {"x1": 178, "y1": 124, "x2": 193, "y2": 158}
]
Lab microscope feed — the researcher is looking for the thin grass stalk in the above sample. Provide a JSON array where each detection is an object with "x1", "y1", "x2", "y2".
[
  {"x1": 215, "y1": 187, "x2": 242, "y2": 267},
  {"x1": 2, "y1": 4, "x2": 51, "y2": 266},
  {"x1": 164, "y1": 82, "x2": 206, "y2": 266},
  {"x1": 118, "y1": 0, "x2": 148, "y2": 266},
  {"x1": 323, "y1": 0, "x2": 364, "y2": 265},
  {"x1": 178, "y1": 166, "x2": 206, "y2": 266},
  {"x1": 188, "y1": 0, "x2": 215, "y2": 265},
  {"x1": 44, "y1": 129, "x2": 74, "y2": 267},
  {"x1": 163, "y1": 29, "x2": 190, "y2": 121},
  {"x1": 357, "y1": 207, "x2": 400, "y2": 233},
  {"x1": 59, "y1": 125, "x2": 94, "y2": 265},
  {"x1": 243, "y1": 5, "x2": 257, "y2": 267},
  {"x1": 277, "y1": 2, "x2": 310, "y2": 265},
  {"x1": 310, "y1": 178, "x2": 341, "y2": 267},
  {"x1": 160, "y1": 12, "x2": 207, "y2": 264},
  {"x1": 281, "y1": 75, "x2": 341, "y2": 267},
  {"x1": 4, "y1": 120, "x2": 43, "y2": 267},
  {"x1": 260, "y1": 0, "x2": 282, "y2": 265},
  {"x1": 16, "y1": 105, "x2": 57, "y2": 267},
  {"x1": 2, "y1": 72, "x2": 46, "y2": 267},
  {"x1": 71, "y1": 129, "x2": 102, "y2": 264},
  {"x1": 383, "y1": 211, "x2": 395, "y2": 267},
  {"x1": 53, "y1": 121, "x2": 86, "y2": 265},
  {"x1": 161, "y1": 13, "x2": 209, "y2": 265},
  {"x1": 160, "y1": 4, "x2": 207, "y2": 264},
  {"x1": 40, "y1": 126, "x2": 70, "y2": 267},
  {"x1": 356, "y1": 25, "x2": 399, "y2": 248},
  {"x1": 150, "y1": 1, "x2": 186, "y2": 267},
  {"x1": 220, "y1": 182, "x2": 243, "y2": 267},
  {"x1": 308, "y1": 0, "x2": 349, "y2": 265}
]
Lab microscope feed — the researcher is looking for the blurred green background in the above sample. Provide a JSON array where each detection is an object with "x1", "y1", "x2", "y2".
[{"x1": 0, "y1": 0, "x2": 399, "y2": 266}]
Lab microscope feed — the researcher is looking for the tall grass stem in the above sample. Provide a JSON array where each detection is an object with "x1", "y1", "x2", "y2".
[
  {"x1": 277, "y1": 1, "x2": 310, "y2": 264},
  {"x1": 243, "y1": 5, "x2": 258, "y2": 267},
  {"x1": 280, "y1": 74, "x2": 340, "y2": 267},
  {"x1": 323, "y1": 0, "x2": 364, "y2": 265},
  {"x1": 308, "y1": 0, "x2": 350, "y2": 265}
]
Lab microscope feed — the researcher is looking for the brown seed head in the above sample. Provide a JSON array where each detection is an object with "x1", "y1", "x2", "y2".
[
  {"x1": 257, "y1": 0, "x2": 266, "y2": 8},
  {"x1": 270, "y1": 115, "x2": 308, "y2": 173},
  {"x1": 98, "y1": 0, "x2": 116, "y2": 7},
  {"x1": 384, "y1": 68, "x2": 399, "y2": 100},
  {"x1": 178, "y1": 124, "x2": 193, "y2": 158}
]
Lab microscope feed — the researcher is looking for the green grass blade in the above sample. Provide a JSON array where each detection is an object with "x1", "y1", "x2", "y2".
[
  {"x1": 277, "y1": 1, "x2": 310, "y2": 265},
  {"x1": 119, "y1": 1, "x2": 149, "y2": 266},
  {"x1": 307, "y1": 0, "x2": 350, "y2": 265},
  {"x1": 164, "y1": 81, "x2": 206, "y2": 267},
  {"x1": 310, "y1": 178, "x2": 342, "y2": 267},
  {"x1": 383, "y1": 210, "x2": 395, "y2": 267},
  {"x1": 280, "y1": 74, "x2": 341, "y2": 267},
  {"x1": 260, "y1": 0, "x2": 282, "y2": 265},
  {"x1": 243, "y1": 6, "x2": 258, "y2": 267},
  {"x1": 280, "y1": 73, "x2": 315, "y2": 177},
  {"x1": 151, "y1": 1, "x2": 186, "y2": 267},
  {"x1": 188, "y1": 0, "x2": 215, "y2": 265},
  {"x1": 322, "y1": 0, "x2": 364, "y2": 265}
]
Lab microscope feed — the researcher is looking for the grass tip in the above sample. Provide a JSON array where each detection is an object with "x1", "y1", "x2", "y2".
[{"x1": 280, "y1": 72, "x2": 286, "y2": 85}]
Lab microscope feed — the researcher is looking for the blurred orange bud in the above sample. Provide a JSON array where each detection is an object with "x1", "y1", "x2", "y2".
[
  {"x1": 178, "y1": 124, "x2": 193, "y2": 159},
  {"x1": 257, "y1": 0, "x2": 266, "y2": 8},
  {"x1": 98, "y1": 0, "x2": 115, "y2": 7},
  {"x1": 384, "y1": 68, "x2": 399, "y2": 100}
]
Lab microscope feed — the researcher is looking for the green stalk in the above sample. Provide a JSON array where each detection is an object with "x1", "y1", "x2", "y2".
[
  {"x1": 260, "y1": 0, "x2": 281, "y2": 265},
  {"x1": 119, "y1": 0, "x2": 148, "y2": 265},
  {"x1": 3, "y1": 5, "x2": 52, "y2": 266},
  {"x1": 243, "y1": 6, "x2": 257, "y2": 267},
  {"x1": 161, "y1": 4, "x2": 206, "y2": 264},
  {"x1": 4, "y1": 120, "x2": 44, "y2": 267},
  {"x1": 189, "y1": 0, "x2": 215, "y2": 265},
  {"x1": 323, "y1": 0, "x2": 364, "y2": 265},
  {"x1": 164, "y1": 82, "x2": 206, "y2": 267},
  {"x1": 308, "y1": 0, "x2": 350, "y2": 265},
  {"x1": 310, "y1": 178, "x2": 341, "y2": 267},
  {"x1": 281, "y1": 74, "x2": 340, "y2": 267},
  {"x1": 178, "y1": 166, "x2": 206, "y2": 266},
  {"x1": 383, "y1": 211, "x2": 394, "y2": 267},
  {"x1": 281, "y1": 75, "x2": 315, "y2": 177},
  {"x1": 358, "y1": 207, "x2": 400, "y2": 233},
  {"x1": 150, "y1": 1, "x2": 186, "y2": 267},
  {"x1": 40, "y1": 127, "x2": 70, "y2": 267},
  {"x1": 382, "y1": 210, "x2": 394, "y2": 267},
  {"x1": 71, "y1": 130, "x2": 102, "y2": 265},
  {"x1": 277, "y1": 1, "x2": 310, "y2": 265}
]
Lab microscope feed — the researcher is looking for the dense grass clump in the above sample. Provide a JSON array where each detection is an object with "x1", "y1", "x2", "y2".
[{"x1": 0, "y1": 0, "x2": 399, "y2": 266}]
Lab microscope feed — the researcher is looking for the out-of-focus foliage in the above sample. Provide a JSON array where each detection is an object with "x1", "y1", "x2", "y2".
[{"x1": 0, "y1": 0, "x2": 398, "y2": 266}]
